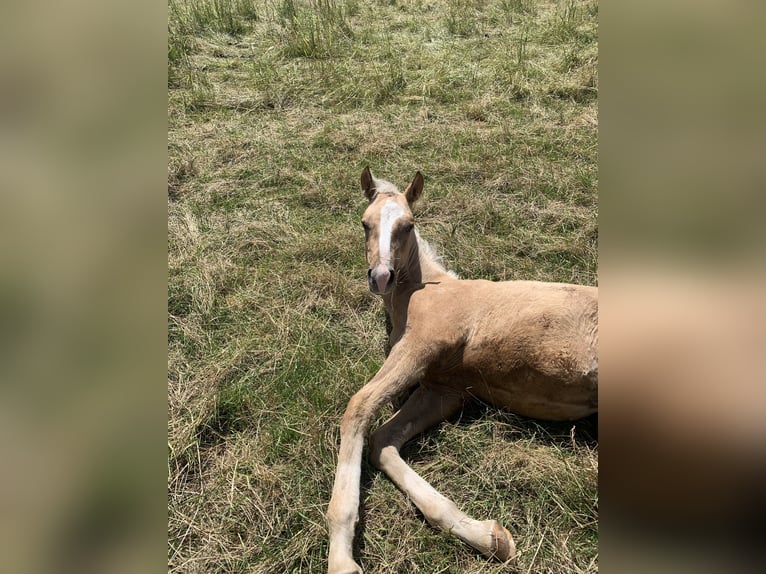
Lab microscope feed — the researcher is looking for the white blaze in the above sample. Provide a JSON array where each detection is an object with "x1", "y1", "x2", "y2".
[{"x1": 378, "y1": 200, "x2": 405, "y2": 266}]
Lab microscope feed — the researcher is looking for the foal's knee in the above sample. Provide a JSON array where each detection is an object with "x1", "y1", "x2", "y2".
[{"x1": 340, "y1": 390, "x2": 374, "y2": 434}]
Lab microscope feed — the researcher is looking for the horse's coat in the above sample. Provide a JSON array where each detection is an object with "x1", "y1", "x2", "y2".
[{"x1": 326, "y1": 168, "x2": 598, "y2": 574}]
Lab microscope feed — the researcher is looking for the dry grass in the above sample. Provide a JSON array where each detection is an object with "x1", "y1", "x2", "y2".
[{"x1": 169, "y1": 1, "x2": 597, "y2": 572}]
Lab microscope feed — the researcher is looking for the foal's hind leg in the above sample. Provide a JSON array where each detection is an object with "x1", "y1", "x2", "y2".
[{"x1": 369, "y1": 385, "x2": 516, "y2": 562}]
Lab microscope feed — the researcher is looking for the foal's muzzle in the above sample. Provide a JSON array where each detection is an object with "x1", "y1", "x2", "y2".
[{"x1": 368, "y1": 266, "x2": 395, "y2": 294}]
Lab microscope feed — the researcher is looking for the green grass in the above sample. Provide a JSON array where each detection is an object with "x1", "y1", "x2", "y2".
[{"x1": 168, "y1": 0, "x2": 597, "y2": 572}]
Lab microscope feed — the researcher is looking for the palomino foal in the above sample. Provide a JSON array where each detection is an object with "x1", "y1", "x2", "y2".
[{"x1": 326, "y1": 167, "x2": 598, "y2": 574}]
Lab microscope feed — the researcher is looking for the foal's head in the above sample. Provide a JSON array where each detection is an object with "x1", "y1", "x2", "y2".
[{"x1": 360, "y1": 166, "x2": 423, "y2": 295}]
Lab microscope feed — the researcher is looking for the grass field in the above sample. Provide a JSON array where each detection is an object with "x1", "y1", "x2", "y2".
[{"x1": 168, "y1": 1, "x2": 598, "y2": 572}]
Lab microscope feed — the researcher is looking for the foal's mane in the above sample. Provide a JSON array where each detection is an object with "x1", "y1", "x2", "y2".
[{"x1": 414, "y1": 230, "x2": 458, "y2": 279}]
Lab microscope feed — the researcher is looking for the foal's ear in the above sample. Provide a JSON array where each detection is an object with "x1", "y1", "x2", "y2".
[
  {"x1": 361, "y1": 166, "x2": 376, "y2": 201},
  {"x1": 404, "y1": 171, "x2": 424, "y2": 205}
]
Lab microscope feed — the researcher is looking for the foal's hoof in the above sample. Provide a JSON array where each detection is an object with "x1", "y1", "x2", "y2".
[{"x1": 489, "y1": 521, "x2": 517, "y2": 562}]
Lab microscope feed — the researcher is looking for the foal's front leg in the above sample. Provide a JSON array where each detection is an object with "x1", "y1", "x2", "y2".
[{"x1": 326, "y1": 347, "x2": 423, "y2": 574}]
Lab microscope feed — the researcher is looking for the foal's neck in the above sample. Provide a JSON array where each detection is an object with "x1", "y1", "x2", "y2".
[{"x1": 382, "y1": 236, "x2": 454, "y2": 335}]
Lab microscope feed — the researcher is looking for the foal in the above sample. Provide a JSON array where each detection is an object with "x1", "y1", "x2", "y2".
[{"x1": 326, "y1": 167, "x2": 598, "y2": 574}]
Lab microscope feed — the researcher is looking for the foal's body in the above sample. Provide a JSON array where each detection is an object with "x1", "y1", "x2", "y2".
[
  {"x1": 386, "y1": 278, "x2": 597, "y2": 420},
  {"x1": 327, "y1": 168, "x2": 598, "y2": 574}
]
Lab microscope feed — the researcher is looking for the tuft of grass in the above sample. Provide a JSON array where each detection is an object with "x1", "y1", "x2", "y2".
[
  {"x1": 279, "y1": 0, "x2": 355, "y2": 59},
  {"x1": 500, "y1": 0, "x2": 534, "y2": 15},
  {"x1": 445, "y1": 0, "x2": 481, "y2": 37},
  {"x1": 168, "y1": 0, "x2": 261, "y2": 89},
  {"x1": 186, "y1": 0, "x2": 259, "y2": 35},
  {"x1": 168, "y1": 1, "x2": 597, "y2": 572}
]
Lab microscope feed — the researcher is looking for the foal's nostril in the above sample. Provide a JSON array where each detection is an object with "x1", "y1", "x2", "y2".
[{"x1": 369, "y1": 266, "x2": 395, "y2": 293}]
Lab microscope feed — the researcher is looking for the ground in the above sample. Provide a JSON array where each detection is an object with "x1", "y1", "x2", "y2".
[{"x1": 168, "y1": 1, "x2": 598, "y2": 572}]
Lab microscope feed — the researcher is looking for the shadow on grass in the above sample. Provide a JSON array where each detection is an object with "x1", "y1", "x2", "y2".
[{"x1": 455, "y1": 401, "x2": 598, "y2": 450}]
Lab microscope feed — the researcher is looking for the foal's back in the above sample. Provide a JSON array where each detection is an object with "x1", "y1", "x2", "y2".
[{"x1": 405, "y1": 279, "x2": 598, "y2": 421}]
